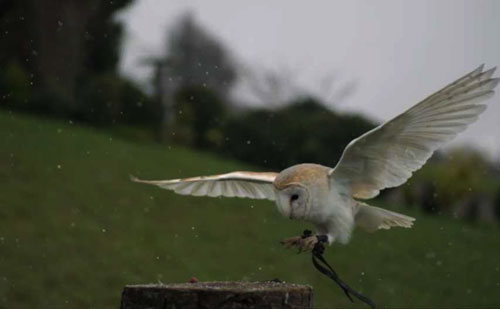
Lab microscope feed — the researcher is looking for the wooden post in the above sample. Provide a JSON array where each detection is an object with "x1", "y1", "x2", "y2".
[{"x1": 120, "y1": 281, "x2": 313, "y2": 309}]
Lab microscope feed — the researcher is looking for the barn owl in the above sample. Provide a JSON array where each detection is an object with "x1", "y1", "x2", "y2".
[{"x1": 132, "y1": 65, "x2": 498, "y2": 251}]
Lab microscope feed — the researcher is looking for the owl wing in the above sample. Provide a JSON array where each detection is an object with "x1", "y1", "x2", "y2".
[
  {"x1": 329, "y1": 65, "x2": 499, "y2": 199},
  {"x1": 131, "y1": 171, "x2": 278, "y2": 201}
]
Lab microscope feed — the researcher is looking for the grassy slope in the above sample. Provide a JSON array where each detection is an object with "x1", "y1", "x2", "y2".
[{"x1": 1, "y1": 111, "x2": 499, "y2": 308}]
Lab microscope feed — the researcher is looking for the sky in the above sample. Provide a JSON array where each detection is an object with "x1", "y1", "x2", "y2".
[{"x1": 117, "y1": 0, "x2": 500, "y2": 159}]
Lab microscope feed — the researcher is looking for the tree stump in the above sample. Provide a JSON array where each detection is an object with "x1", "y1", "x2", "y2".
[{"x1": 120, "y1": 281, "x2": 313, "y2": 309}]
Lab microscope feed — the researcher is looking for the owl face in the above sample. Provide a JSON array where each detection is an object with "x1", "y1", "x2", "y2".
[{"x1": 275, "y1": 184, "x2": 310, "y2": 220}]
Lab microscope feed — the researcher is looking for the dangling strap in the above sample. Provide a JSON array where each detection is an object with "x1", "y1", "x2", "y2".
[{"x1": 302, "y1": 230, "x2": 376, "y2": 309}]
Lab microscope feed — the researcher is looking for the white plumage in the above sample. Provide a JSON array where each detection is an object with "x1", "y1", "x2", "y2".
[
  {"x1": 330, "y1": 65, "x2": 498, "y2": 200},
  {"x1": 131, "y1": 172, "x2": 277, "y2": 200},
  {"x1": 133, "y1": 65, "x2": 498, "y2": 250}
]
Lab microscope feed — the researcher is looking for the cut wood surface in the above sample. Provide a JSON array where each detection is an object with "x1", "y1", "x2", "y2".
[{"x1": 120, "y1": 281, "x2": 313, "y2": 309}]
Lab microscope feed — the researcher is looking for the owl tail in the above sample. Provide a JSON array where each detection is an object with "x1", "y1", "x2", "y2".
[{"x1": 354, "y1": 202, "x2": 415, "y2": 233}]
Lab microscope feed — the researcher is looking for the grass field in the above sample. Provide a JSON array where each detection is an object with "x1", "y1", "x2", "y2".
[{"x1": 1, "y1": 110, "x2": 500, "y2": 308}]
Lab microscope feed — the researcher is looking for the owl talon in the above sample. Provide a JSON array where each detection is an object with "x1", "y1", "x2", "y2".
[
  {"x1": 280, "y1": 236, "x2": 302, "y2": 248},
  {"x1": 299, "y1": 236, "x2": 319, "y2": 252},
  {"x1": 280, "y1": 235, "x2": 319, "y2": 252}
]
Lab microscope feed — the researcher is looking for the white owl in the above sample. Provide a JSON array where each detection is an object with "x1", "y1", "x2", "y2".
[{"x1": 133, "y1": 65, "x2": 498, "y2": 250}]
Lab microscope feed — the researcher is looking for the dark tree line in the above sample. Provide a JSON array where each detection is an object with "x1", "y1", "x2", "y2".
[
  {"x1": 0, "y1": 3, "x2": 375, "y2": 172},
  {"x1": 0, "y1": 0, "x2": 157, "y2": 128},
  {"x1": 222, "y1": 98, "x2": 375, "y2": 170}
]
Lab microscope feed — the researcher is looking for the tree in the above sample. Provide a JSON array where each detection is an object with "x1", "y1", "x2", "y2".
[
  {"x1": 0, "y1": 0, "x2": 142, "y2": 119},
  {"x1": 165, "y1": 13, "x2": 237, "y2": 99},
  {"x1": 154, "y1": 12, "x2": 237, "y2": 141}
]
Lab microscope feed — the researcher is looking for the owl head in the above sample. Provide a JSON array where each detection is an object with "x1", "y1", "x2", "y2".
[
  {"x1": 273, "y1": 164, "x2": 329, "y2": 220},
  {"x1": 275, "y1": 184, "x2": 310, "y2": 219}
]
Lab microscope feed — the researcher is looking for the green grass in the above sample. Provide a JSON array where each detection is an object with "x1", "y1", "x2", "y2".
[{"x1": 1, "y1": 110, "x2": 500, "y2": 308}]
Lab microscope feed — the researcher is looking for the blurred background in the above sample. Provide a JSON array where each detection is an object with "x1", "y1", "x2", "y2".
[{"x1": 1, "y1": 0, "x2": 500, "y2": 308}]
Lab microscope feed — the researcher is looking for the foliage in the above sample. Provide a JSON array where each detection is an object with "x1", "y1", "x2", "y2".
[
  {"x1": 0, "y1": 0, "x2": 150, "y2": 124},
  {"x1": 400, "y1": 148, "x2": 500, "y2": 219},
  {"x1": 75, "y1": 74, "x2": 158, "y2": 128},
  {"x1": 222, "y1": 97, "x2": 376, "y2": 170},
  {"x1": 0, "y1": 60, "x2": 31, "y2": 109},
  {"x1": 2, "y1": 111, "x2": 500, "y2": 308},
  {"x1": 120, "y1": 79, "x2": 162, "y2": 128},
  {"x1": 76, "y1": 73, "x2": 124, "y2": 125},
  {"x1": 82, "y1": 1, "x2": 133, "y2": 74},
  {"x1": 168, "y1": 86, "x2": 228, "y2": 148},
  {"x1": 495, "y1": 187, "x2": 500, "y2": 222}
]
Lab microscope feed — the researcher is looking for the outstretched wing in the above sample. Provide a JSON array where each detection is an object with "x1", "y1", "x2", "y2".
[
  {"x1": 131, "y1": 171, "x2": 278, "y2": 201},
  {"x1": 329, "y1": 65, "x2": 499, "y2": 199}
]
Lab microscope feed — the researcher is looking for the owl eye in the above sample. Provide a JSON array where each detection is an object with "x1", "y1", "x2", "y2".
[{"x1": 290, "y1": 194, "x2": 299, "y2": 201}]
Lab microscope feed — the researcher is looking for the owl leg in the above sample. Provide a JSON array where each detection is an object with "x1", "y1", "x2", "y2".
[
  {"x1": 280, "y1": 235, "x2": 302, "y2": 248},
  {"x1": 280, "y1": 230, "x2": 329, "y2": 252}
]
